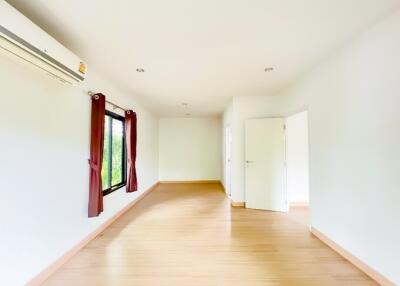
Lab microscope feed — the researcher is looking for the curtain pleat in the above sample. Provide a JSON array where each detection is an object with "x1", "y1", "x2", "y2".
[
  {"x1": 88, "y1": 93, "x2": 106, "y2": 217},
  {"x1": 125, "y1": 110, "x2": 138, "y2": 193}
]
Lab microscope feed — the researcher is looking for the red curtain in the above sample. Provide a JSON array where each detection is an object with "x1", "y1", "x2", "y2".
[
  {"x1": 88, "y1": 93, "x2": 106, "y2": 217},
  {"x1": 125, "y1": 110, "x2": 138, "y2": 193}
]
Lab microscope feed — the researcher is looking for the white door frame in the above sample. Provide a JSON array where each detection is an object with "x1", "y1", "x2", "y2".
[{"x1": 224, "y1": 125, "x2": 232, "y2": 197}]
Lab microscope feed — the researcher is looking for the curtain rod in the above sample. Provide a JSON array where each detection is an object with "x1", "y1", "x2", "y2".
[{"x1": 87, "y1": 91, "x2": 128, "y2": 112}]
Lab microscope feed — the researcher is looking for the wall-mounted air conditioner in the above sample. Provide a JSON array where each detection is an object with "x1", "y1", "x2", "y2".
[{"x1": 0, "y1": 0, "x2": 86, "y2": 85}]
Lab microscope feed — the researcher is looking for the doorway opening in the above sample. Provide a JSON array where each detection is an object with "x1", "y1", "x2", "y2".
[
  {"x1": 285, "y1": 110, "x2": 310, "y2": 225},
  {"x1": 286, "y1": 110, "x2": 309, "y2": 209}
]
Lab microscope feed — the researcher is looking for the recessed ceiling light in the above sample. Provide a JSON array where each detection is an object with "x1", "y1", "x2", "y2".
[
  {"x1": 264, "y1": 67, "x2": 274, "y2": 72},
  {"x1": 136, "y1": 68, "x2": 145, "y2": 72}
]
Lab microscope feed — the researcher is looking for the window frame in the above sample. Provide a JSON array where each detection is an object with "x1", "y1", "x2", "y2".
[{"x1": 102, "y1": 110, "x2": 127, "y2": 196}]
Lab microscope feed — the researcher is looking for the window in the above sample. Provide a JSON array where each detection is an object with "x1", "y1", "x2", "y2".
[{"x1": 101, "y1": 110, "x2": 127, "y2": 196}]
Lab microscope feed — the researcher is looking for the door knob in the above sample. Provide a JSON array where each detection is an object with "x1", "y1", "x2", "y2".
[{"x1": 246, "y1": 160, "x2": 254, "y2": 163}]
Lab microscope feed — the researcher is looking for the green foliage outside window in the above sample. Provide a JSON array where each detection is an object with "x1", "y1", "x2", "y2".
[
  {"x1": 101, "y1": 116, "x2": 110, "y2": 189},
  {"x1": 111, "y1": 119, "x2": 123, "y2": 186},
  {"x1": 101, "y1": 114, "x2": 125, "y2": 192}
]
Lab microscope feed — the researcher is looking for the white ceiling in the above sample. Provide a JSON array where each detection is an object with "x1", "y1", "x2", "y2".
[{"x1": 6, "y1": 0, "x2": 400, "y2": 116}]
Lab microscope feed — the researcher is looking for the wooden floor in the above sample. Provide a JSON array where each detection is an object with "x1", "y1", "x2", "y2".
[{"x1": 43, "y1": 183, "x2": 376, "y2": 286}]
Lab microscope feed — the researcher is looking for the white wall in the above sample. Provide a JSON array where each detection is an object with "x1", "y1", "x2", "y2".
[
  {"x1": 159, "y1": 118, "x2": 221, "y2": 181},
  {"x1": 277, "y1": 10, "x2": 400, "y2": 284},
  {"x1": 0, "y1": 53, "x2": 159, "y2": 285},
  {"x1": 286, "y1": 111, "x2": 309, "y2": 204}
]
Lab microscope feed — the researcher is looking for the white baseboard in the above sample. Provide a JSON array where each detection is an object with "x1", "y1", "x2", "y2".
[
  {"x1": 159, "y1": 180, "x2": 221, "y2": 184},
  {"x1": 311, "y1": 227, "x2": 396, "y2": 286},
  {"x1": 290, "y1": 202, "x2": 309, "y2": 207}
]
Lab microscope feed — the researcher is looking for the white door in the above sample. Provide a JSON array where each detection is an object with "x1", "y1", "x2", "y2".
[
  {"x1": 245, "y1": 118, "x2": 287, "y2": 212},
  {"x1": 225, "y1": 126, "x2": 232, "y2": 197}
]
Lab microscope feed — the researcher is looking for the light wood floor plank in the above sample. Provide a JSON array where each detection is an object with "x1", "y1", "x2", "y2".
[{"x1": 42, "y1": 183, "x2": 376, "y2": 286}]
